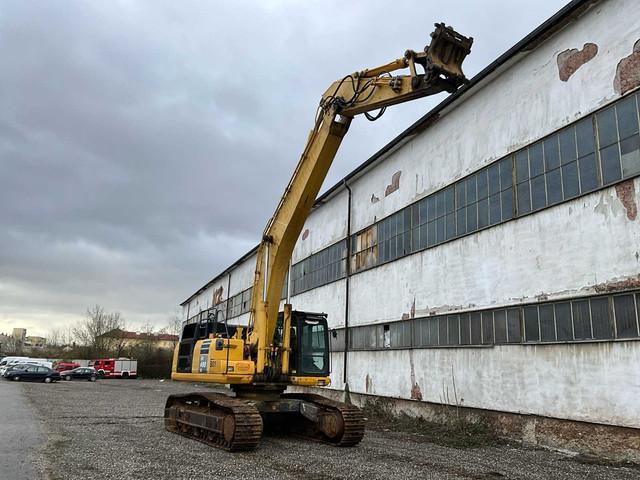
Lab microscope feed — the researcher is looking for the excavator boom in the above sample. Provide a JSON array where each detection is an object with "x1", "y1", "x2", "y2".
[{"x1": 167, "y1": 23, "x2": 472, "y2": 451}]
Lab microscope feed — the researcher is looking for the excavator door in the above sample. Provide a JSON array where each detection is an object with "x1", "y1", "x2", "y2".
[{"x1": 289, "y1": 311, "x2": 330, "y2": 377}]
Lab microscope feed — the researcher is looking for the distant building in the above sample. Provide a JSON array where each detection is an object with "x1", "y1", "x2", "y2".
[
  {"x1": 0, "y1": 333, "x2": 14, "y2": 354},
  {"x1": 98, "y1": 329, "x2": 178, "y2": 351},
  {"x1": 12, "y1": 328, "x2": 26, "y2": 344},
  {"x1": 24, "y1": 336, "x2": 46, "y2": 349}
]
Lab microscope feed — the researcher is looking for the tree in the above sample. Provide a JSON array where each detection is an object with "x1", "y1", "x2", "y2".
[{"x1": 72, "y1": 305, "x2": 125, "y2": 356}]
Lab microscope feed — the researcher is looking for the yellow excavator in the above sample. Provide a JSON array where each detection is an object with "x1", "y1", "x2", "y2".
[{"x1": 166, "y1": 23, "x2": 473, "y2": 451}]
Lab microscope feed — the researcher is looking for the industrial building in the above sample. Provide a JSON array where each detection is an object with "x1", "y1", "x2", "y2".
[{"x1": 181, "y1": 0, "x2": 640, "y2": 459}]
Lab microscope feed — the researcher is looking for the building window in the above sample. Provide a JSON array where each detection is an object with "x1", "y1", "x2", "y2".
[
  {"x1": 336, "y1": 290, "x2": 640, "y2": 351},
  {"x1": 291, "y1": 239, "x2": 347, "y2": 295}
]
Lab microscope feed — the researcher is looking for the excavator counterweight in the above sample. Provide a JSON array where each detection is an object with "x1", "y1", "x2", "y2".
[{"x1": 166, "y1": 23, "x2": 472, "y2": 451}]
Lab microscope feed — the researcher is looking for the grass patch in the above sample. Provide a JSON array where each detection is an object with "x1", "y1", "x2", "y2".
[{"x1": 362, "y1": 398, "x2": 498, "y2": 448}]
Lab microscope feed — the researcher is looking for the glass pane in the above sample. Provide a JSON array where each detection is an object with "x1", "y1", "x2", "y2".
[
  {"x1": 591, "y1": 297, "x2": 613, "y2": 339},
  {"x1": 489, "y1": 163, "x2": 501, "y2": 195},
  {"x1": 524, "y1": 306, "x2": 539, "y2": 342},
  {"x1": 516, "y1": 151, "x2": 529, "y2": 183},
  {"x1": 456, "y1": 181, "x2": 466, "y2": 209},
  {"x1": 300, "y1": 320, "x2": 328, "y2": 374},
  {"x1": 477, "y1": 169, "x2": 488, "y2": 199},
  {"x1": 445, "y1": 213, "x2": 456, "y2": 240},
  {"x1": 597, "y1": 106, "x2": 618, "y2": 147},
  {"x1": 517, "y1": 182, "x2": 531, "y2": 215},
  {"x1": 425, "y1": 221, "x2": 435, "y2": 248},
  {"x1": 448, "y1": 315, "x2": 460, "y2": 345},
  {"x1": 529, "y1": 143, "x2": 544, "y2": 176},
  {"x1": 438, "y1": 317, "x2": 447, "y2": 345},
  {"x1": 436, "y1": 191, "x2": 445, "y2": 217},
  {"x1": 471, "y1": 312, "x2": 482, "y2": 344},
  {"x1": 478, "y1": 198, "x2": 489, "y2": 228},
  {"x1": 562, "y1": 161, "x2": 580, "y2": 199},
  {"x1": 481, "y1": 311, "x2": 494, "y2": 344},
  {"x1": 572, "y1": 300, "x2": 592, "y2": 340},
  {"x1": 460, "y1": 314, "x2": 471, "y2": 345},
  {"x1": 419, "y1": 197, "x2": 428, "y2": 224},
  {"x1": 616, "y1": 95, "x2": 639, "y2": 139},
  {"x1": 614, "y1": 295, "x2": 638, "y2": 338},
  {"x1": 539, "y1": 304, "x2": 556, "y2": 342},
  {"x1": 427, "y1": 196, "x2": 436, "y2": 222},
  {"x1": 436, "y1": 217, "x2": 445, "y2": 243},
  {"x1": 494, "y1": 310, "x2": 507, "y2": 343},
  {"x1": 600, "y1": 144, "x2": 622, "y2": 184},
  {"x1": 576, "y1": 118, "x2": 595, "y2": 157},
  {"x1": 466, "y1": 175, "x2": 477, "y2": 203},
  {"x1": 578, "y1": 153, "x2": 599, "y2": 193},
  {"x1": 544, "y1": 135, "x2": 561, "y2": 170},
  {"x1": 411, "y1": 203, "x2": 419, "y2": 229},
  {"x1": 555, "y1": 302, "x2": 573, "y2": 340},
  {"x1": 559, "y1": 127, "x2": 577, "y2": 164},
  {"x1": 546, "y1": 168, "x2": 562, "y2": 205},
  {"x1": 411, "y1": 226, "x2": 420, "y2": 252},
  {"x1": 501, "y1": 189, "x2": 514, "y2": 221},
  {"x1": 500, "y1": 158, "x2": 513, "y2": 190},
  {"x1": 457, "y1": 207, "x2": 467, "y2": 236},
  {"x1": 489, "y1": 193, "x2": 501, "y2": 225},
  {"x1": 467, "y1": 203, "x2": 478, "y2": 232},
  {"x1": 531, "y1": 175, "x2": 546, "y2": 211},
  {"x1": 428, "y1": 318, "x2": 438, "y2": 346},
  {"x1": 621, "y1": 134, "x2": 640, "y2": 178},
  {"x1": 445, "y1": 187, "x2": 455, "y2": 214},
  {"x1": 507, "y1": 308, "x2": 522, "y2": 343}
]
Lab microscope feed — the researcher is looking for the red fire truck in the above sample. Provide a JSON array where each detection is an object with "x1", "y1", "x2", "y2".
[{"x1": 90, "y1": 358, "x2": 137, "y2": 378}]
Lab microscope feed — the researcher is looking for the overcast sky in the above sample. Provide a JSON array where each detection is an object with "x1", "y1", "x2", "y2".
[{"x1": 0, "y1": 0, "x2": 568, "y2": 337}]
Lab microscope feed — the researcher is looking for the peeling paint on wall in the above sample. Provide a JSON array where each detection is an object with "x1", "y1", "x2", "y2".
[
  {"x1": 301, "y1": 229, "x2": 310, "y2": 241},
  {"x1": 384, "y1": 171, "x2": 402, "y2": 197},
  {"x1": 594, "y1": 274, "x2": 640, "y2": 294},
  {"x1": 365, "y1": 373, "x2": 373, "y2": 394},
  {"x1": 408, "y1": 350, "x2": 422, "y2": 401},
  {"x1": 615, "y1": 179, "x2": 637, "y2": 220},
  {"x1": 212, "y1": 286, "x2": 224, "y2": 306},
  {"x1": 370, "y1": 193, "x2": 380, "y2": 204},
  {"x1": 614, "y1": 39, "x2": 640, "y2": 95},
  {"x1": 401, "y1": 298, "x2": 416, "y2": 320},
  {"x1": 556, "y1": 42, "x2": 598, "y2": 82}
]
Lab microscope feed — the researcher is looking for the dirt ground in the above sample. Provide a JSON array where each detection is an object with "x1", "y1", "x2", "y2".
[{"x1": 13, "y1": 379, "x2": 640, "y2": 479}]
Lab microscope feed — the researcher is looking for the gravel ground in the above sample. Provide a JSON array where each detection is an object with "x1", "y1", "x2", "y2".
[{"x1": 18, "y1": 379, "x2": 639, "y2": 480}]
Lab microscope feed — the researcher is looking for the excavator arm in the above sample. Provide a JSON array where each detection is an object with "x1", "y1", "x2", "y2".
[{"x1": 248, "y1": 23, "x2": 473, "y2": 374}]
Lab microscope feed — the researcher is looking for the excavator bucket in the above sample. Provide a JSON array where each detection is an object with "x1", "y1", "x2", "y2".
[{"x1": 425, "y1": 23, "x2": 473, "y2": 85}]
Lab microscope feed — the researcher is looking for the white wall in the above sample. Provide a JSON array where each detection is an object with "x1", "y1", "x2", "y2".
[
  {"x1": 346, "y1": 341, "x2": 640, "y2": 429},
  {"x1": 292, "y1": 189, "x2": 348, "y2": 263}
]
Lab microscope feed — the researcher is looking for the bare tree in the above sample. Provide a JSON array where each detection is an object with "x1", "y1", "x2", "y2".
[{"x1": 73, "y1": 305, "x2": 125, "y2": 355}]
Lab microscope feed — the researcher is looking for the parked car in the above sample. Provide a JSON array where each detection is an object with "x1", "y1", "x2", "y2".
[
  {"x1": 54, "y1": 362, "x2": 81, "y2": 373},
  {"x1": 60, "y1": 367, "x2": 98, "y2": 382},
  {"x1": 3, "y1": 364, "x2": 61, "y2": 383}
]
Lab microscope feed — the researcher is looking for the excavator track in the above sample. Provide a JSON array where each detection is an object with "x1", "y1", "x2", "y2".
[
  {"x1": 164, "y1": 392, "x2": 263, "y2": 452},
  {"x1": 281, "y1": 393, "x2": 365, "y2": 447}
]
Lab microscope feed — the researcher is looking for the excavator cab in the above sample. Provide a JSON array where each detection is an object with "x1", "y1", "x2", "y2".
[{"x1": 288, "y1": 311, "x2": 330, "y2": 377}]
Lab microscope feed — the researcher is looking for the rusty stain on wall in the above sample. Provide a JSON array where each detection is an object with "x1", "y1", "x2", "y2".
[
  {"x1": 594, "y1": 274, "x2": 640, "y2": 294},
  {"x1": 212, "y1": 286, "x2": 224, "y2": 306},
  {"x1": 301, "y1": 229, "x2": 310, "y2": 240},
  {"x1": 556, "y1": 42, "x2": 598, "y2": 82},
  {"x1": 614, "y1": 39, "x2": 640, "y2": 95},
  {"x1": 370, "y1": 193, "x2": 380, "y2": 204},
  {"x1": 365, "y1": 374, "x2": 372, "y2": 394},
  {"x1": 384, "y1": 171, "x2": 402, "y2": 197},
  {"x1": 615, "y1": 179, "x2": 637, "y2": 220},
  {"x1": 411, "y1": 383, "x2": 423, "y2": 401}
]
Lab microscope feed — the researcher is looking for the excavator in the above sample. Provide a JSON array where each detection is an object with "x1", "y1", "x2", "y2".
[{"x1": 166, "y1": 23, "x2": 473, "y2": 451}]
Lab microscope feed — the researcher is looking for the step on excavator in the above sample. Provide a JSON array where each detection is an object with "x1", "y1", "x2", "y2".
[{"x1": 165, "y1": 23, "x2": 473, "y2": 451}]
